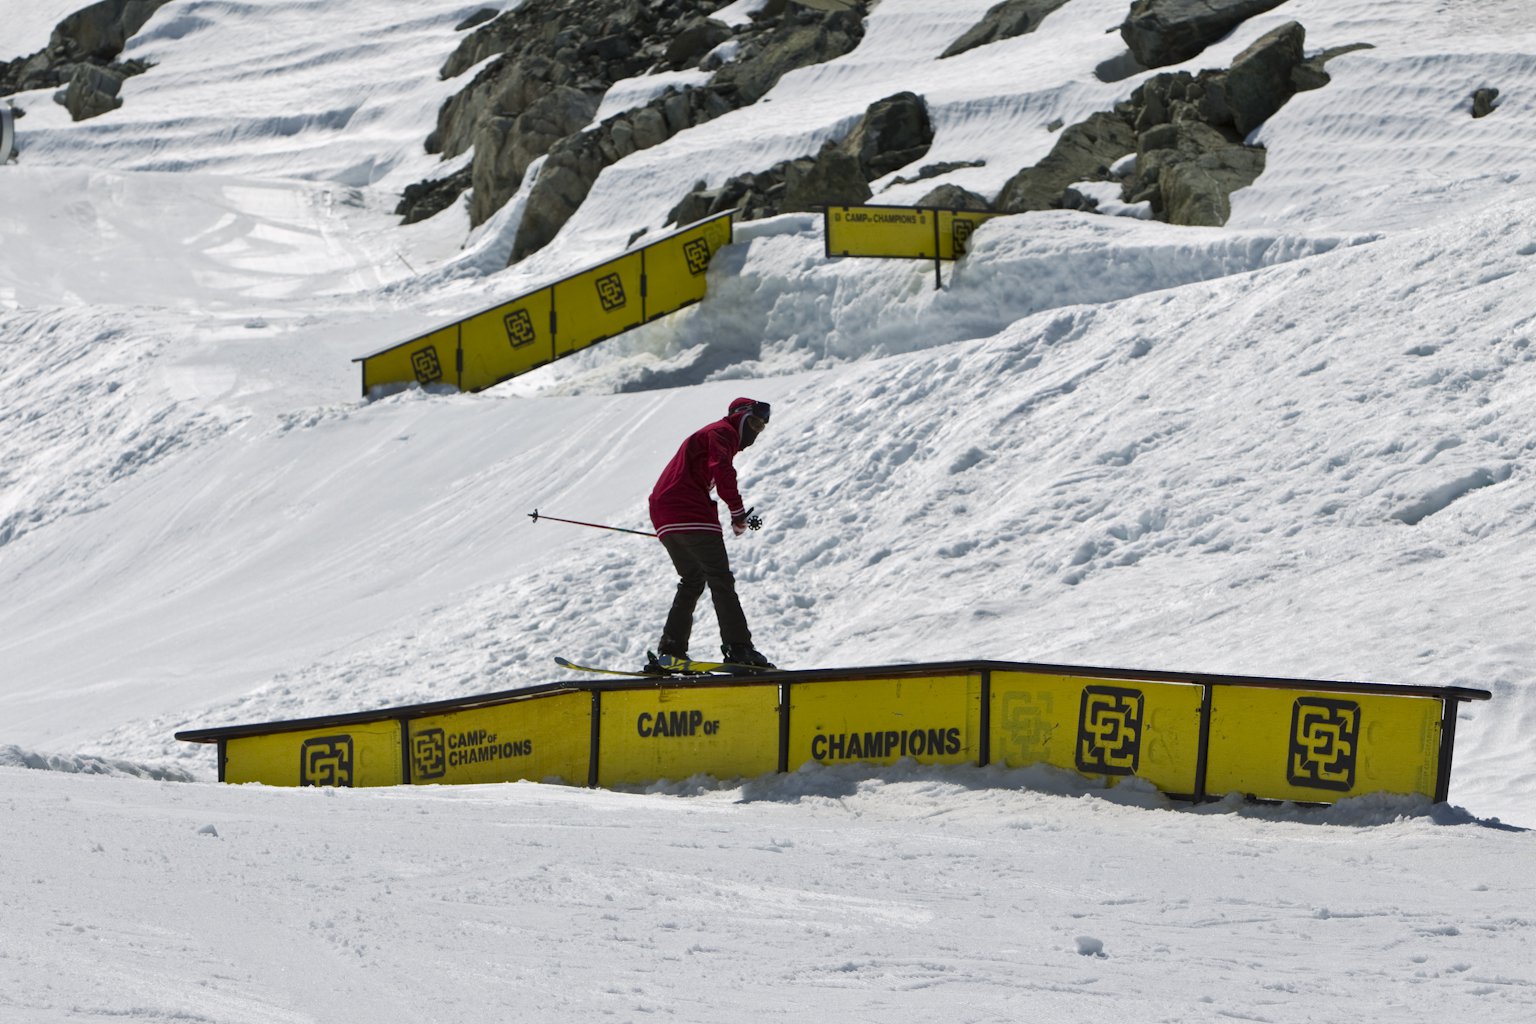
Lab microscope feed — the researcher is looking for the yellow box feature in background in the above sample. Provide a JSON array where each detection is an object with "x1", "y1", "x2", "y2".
[
  {"x1": 789, "y1": 675, "x2": 981, "y2": 768},
  {"x1": 1205, "y1": 686, "x2": 1443, "y2": 802},
  {"x1": 990, "y1": 671, "x2": 1205, "y2": 796},
  {"x1": 825, "y1": 206, "x2": 1003, "y2": 261},
  {"x1": 224, "y1": 720, "x2": 403, "y2": 787},
  {"x1": 406, "y1": 691, "x2": 591, "y2": 786},
  {"x1": 826, "y1": 205, "x2": 937, "y2": 259},
  {"x1": 457, "y1": 287, "x2": 555, "y2": 393},
  {"x1": 597, "y1": 683, "x2": 781, "y2": 787},
  {"x1": 361, "y1": 323, "x2": 459, "y2": 394},
  {"x1": 936, "y1": 210, "x2": 1001, "y2": 260},
  {"x1": 553, "y1": 251, "x2": 645, "y2": 359},
  {"x1": 641, "y1": 212, "x2": 732, "y2": 320}
]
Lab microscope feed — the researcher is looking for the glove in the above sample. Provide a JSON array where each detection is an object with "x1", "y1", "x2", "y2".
[{"x1": 732, "y1": 507, "x2": 763, "y2": 536}]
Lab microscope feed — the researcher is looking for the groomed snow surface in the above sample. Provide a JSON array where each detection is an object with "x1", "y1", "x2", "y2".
[{"x1": 2, "y1": 0, "x2": 1535, "y2": 1020}]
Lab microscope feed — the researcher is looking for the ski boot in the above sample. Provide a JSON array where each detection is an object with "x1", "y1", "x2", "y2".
[{"x1": 721, "y1": 643, "x2": 775, "y2": 672}]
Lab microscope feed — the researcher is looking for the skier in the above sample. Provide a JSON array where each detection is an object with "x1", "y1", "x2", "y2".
[{"x1": 646, "y1": 397, "x2": 775, "y2": 672}]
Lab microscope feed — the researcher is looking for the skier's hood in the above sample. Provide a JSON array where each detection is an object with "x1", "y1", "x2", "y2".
[{"x1": 728, "y1": 396, "x2": 768, "y2": 449}]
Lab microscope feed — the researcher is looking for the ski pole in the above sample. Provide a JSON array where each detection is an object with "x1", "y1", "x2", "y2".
[{"x1": 528, "y1": 509, "x2": 657, "y2": 538}]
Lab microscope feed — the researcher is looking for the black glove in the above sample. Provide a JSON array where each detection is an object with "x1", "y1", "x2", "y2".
[{"x1": 732, "y1": 507, "x2": 763, "y2": 536}]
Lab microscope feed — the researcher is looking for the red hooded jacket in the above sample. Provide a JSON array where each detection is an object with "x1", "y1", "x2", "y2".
[{"x1": 649, "y1": 398, "x2": 761, "y2": 537}]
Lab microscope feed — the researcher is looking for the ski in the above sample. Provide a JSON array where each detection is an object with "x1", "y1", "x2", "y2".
[
  {"x1": 553, "y1": 654, "x2": 778, "y2": 678},
  {"x1": 552, "y1": 656, "x2": 651, "y2": 678}
]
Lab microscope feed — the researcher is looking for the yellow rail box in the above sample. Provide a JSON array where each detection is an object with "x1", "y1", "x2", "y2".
[
  {"x1": 1205, "y1": 685, "x2": 1445, "y2": 802},
  {"x1": 787, "y1": 673, "x2": 982, "y2": 769},
  {"x1": 991, "y1": 670, "x2": 1205, "y2": 797},
  {"x1": 596, "y1": 684, "x2": 781, "y2": 787},
  {"x1": 224, "y1": 720, "x2": 404, "y2": 788},
  {"x1": 405, "y1": 691, "x2": 592, "y2": 787}
]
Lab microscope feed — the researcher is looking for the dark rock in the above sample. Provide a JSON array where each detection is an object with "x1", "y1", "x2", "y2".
[
  {"x1": 889, "y1": 159, "x2": 987, "y2": 186},
  {"x1": 783, "y1": 149, "x2": 871, "y2": 211},
  {"x1": 1159, "y1": 143, "x2": 1265, "y2": 225},
  {"x1": 994, "y1": 111, "x2": 1137, "y2": 213},
  {"x1": 914, "y1": 184, "x2": 992, "y2": 211},
  {"x1": 469, "y1": 85, "x2": 600, "y2": 225},
  {"x1": 396, "y1": 166, "x2": 473, "y2": 224},
  {"x1": 1219, "y1": 20, "x2": 1305, "y2": 135},
  {"x1": 57, "y1": 0, "x2": 173, "y2": 62},
  {"x1": 1120, "y1": 0, "x2": 1291, "y2": 69},
  {"x1": 666, "y1": 18, "x2": 733, "y2": 69},
  {"x1": 941, "y1": 0, "x2": 1073, "y2": 59},
  {"x1": 455, "y1": 9, "x2": 499, "y2": 32},
  {"x1": 1472, "y1": 87, "x2": 1500, "y2": 118},
  {"x1": 59, "y1": 62, "x2": 125, "y2": 121},
  {"x1": 838, "y1": 91, "x2": 933, "y2": 179}
]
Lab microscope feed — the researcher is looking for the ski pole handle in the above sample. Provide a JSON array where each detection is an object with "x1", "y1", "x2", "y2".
[{"x1": 528, "y1": 509, "x2": 657, "y2": 538}]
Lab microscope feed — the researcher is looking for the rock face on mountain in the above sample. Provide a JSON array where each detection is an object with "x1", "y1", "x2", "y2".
[
  {"x1": 399, "y1": 0, "x2": 871, "y2": 257},
  {"x1": 0, "y1": 0, "x2": 171, "y2": 121},
  {"x1": 941, "y1": 0, "x2": 1074, "y2": 60},
  {"x1": 1120, "y1": 0, "x2": 1292, "y2": 69},
  {"x1": 998, "y1": 20, "x2": 1337, "y2": 227},
  {"x1": 663, "y1": 92, "x2": 933, "y2": 226}
]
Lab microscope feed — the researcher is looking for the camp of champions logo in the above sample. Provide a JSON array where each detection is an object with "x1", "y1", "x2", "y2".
[
  {"x1": 1288, "y1": 698, "x2": 1360, "y2": 791},
  {"x1": 504, "y1": 308, "x2": 537, "y2": 348},
  {"x1": 683, "y1": 238, "x2": 712, "y2": 276},
  {"x1": 412, "y1": 727, "x2": 532, "y2": 779},
  {"x1": 300, "y1": 735, "x2": 354, "y2": 787},
  {"x1": 410, "y1": 345, "x2": 443, "y2": 385},
  {"x1": 595, "y1": 272, "x2": 627, "y2": 312},
  {"x1": 811, "y1": 726, "x2": 962, "y2": 761},
  {"x1": 1076, "y1": 686, "x2": 1144, "y2": 776}
]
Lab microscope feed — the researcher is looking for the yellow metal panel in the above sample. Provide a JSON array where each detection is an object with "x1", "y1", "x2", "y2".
[
  {"x1": 597, "y1": 684, "x2": 780, "y2": 787},
  {"x1": 789, "y1": 675, "x2": 981, "y2": 768},
  {"x1": 553, "y1": 252, "x2": 645, "y2": 358},
  {"x1": 224, "y1": 721, "x2": 403, "y2": 788},
  {"x1": 826, "y1": 205, "x2": 937, "y2": 259},
  {"x1": 360, "y1": 324, "x2": 458, "y2": 395},
  {"x1": 990, "y1": 671, "x2": 1204, "y2": 795},
  {"x1": 936, "y1": 210, "x2": 1003, "y2": 260},
  {"x1": 406, "y1": 691, "x2": 591, "y2": 786},
  {"x1": 458, "y1": 287, "x2": 555, "y2": 392},
  {"x1": 641, "y1": 211, "x2": 732, "y2": 321},
  {"x1": 1205, "y1": 687, "x2": 1443, "y2": 802}
]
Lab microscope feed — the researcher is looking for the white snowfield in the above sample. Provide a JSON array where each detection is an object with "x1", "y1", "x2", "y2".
[{"x1": 2, "y1": 0, "x2": 1535, "y2": 1020}]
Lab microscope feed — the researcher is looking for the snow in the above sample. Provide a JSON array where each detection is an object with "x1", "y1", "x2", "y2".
[{"x1": 2, "y1": 0, "x2": 1536, "y2": 1019}]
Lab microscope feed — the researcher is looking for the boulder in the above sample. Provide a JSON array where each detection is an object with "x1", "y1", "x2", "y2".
[
  {"x1": 1159, "y1": 143, "x2": 1266, "y2": 225},
  {"x1": 55, "y1": 0, "x2": 172, "y2": 62},
  {"x1": 914, "y1": 184, "x2": 992, "y2": 211},
  {"x1": 995, "y1": 112, "x2": 1137, "y2": 212},
  {"x1": 941, "y1": 0, "x2": 1073, "y2": 59},
  {"x1": 838, "y1": 91, "x2": 933, "y2": 179},
  {"x1": 1120, "y1": 0, "x2": 1291, "y2": 69},
  {"x1": 1219, "y1": 20, "x2": 1305, "y2": 135},
  {"x1": 1472, "y1": 87, "x2": 1500, "y2": 118},
  {"x1": 783, "y1": 148, "x2": 871, "y2": 211},
  {"x1": 59, "y1": 63, "x2": 125, "y2": 121}
]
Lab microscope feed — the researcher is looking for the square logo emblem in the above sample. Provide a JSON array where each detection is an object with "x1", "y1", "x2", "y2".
[
  {"x1": 1076, "y1": 686, "x2": 1144, "y2": 776},
  {"x1": 952, "y1": 218, "x2": 976, "y2": 257},
  {"x1": 1288, "y1": 698, "x2": 1360, "y2": 791},
  {"x1": 412, "y1": 728, "x2": 447, "y2": 781},
  {"x1": 683, "y1": 238, "x2": 712, "y2": 276},
  {"x1": 504, "y1": 308, "x2": 537, "y2": 348},
  {"x1": 411, "y1": 345, "x2": 443, "y2": 385},
  {"x1": 299, "y1": 735, "x2": 354, "y2": 787},
  {"x1": 595, "y1": 272, "x2": 627, "y2": 312}
]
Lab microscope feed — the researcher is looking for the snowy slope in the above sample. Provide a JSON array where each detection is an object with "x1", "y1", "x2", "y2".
[{"x1": 2, "y1": 0, "x2": 1536, "y2": 1019}]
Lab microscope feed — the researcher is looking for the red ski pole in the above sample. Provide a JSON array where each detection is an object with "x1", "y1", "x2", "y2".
[{"x1": 528, "y1": 509, "x2": 657, "y2": 538}]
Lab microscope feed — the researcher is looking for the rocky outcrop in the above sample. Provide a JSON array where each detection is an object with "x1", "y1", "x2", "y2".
[
  {"x1": 941, "y1": 0, "x2": 1074, "y2": 59},
  {"x1": 0, "y1": 0, "x2": 172, "y2": 121},
  {"x1": 663, "y1": 91, "x2": 934, "y2": 226},
  {"x1": 913, "y1": 183, "x2": 992, "y2": 211},
  {"x1": 995, "y1": 113, "x2": 1138, "y2": 213},
  {"x1": 1120, "y1": 0, "x2": 1291, "y2": 69},
  {"x1": 506, "y1": 1, "x2": 868, "y2": 261},
  {"x1": 1472, "y1": 87, "x2": 1500, "y2": 119},
  {"x1": 998, "y1": 19, "x2": 1330, "y2": 227},
  {"x1": 400, "y1": 0, "x2": 871, "y2": 259}
]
